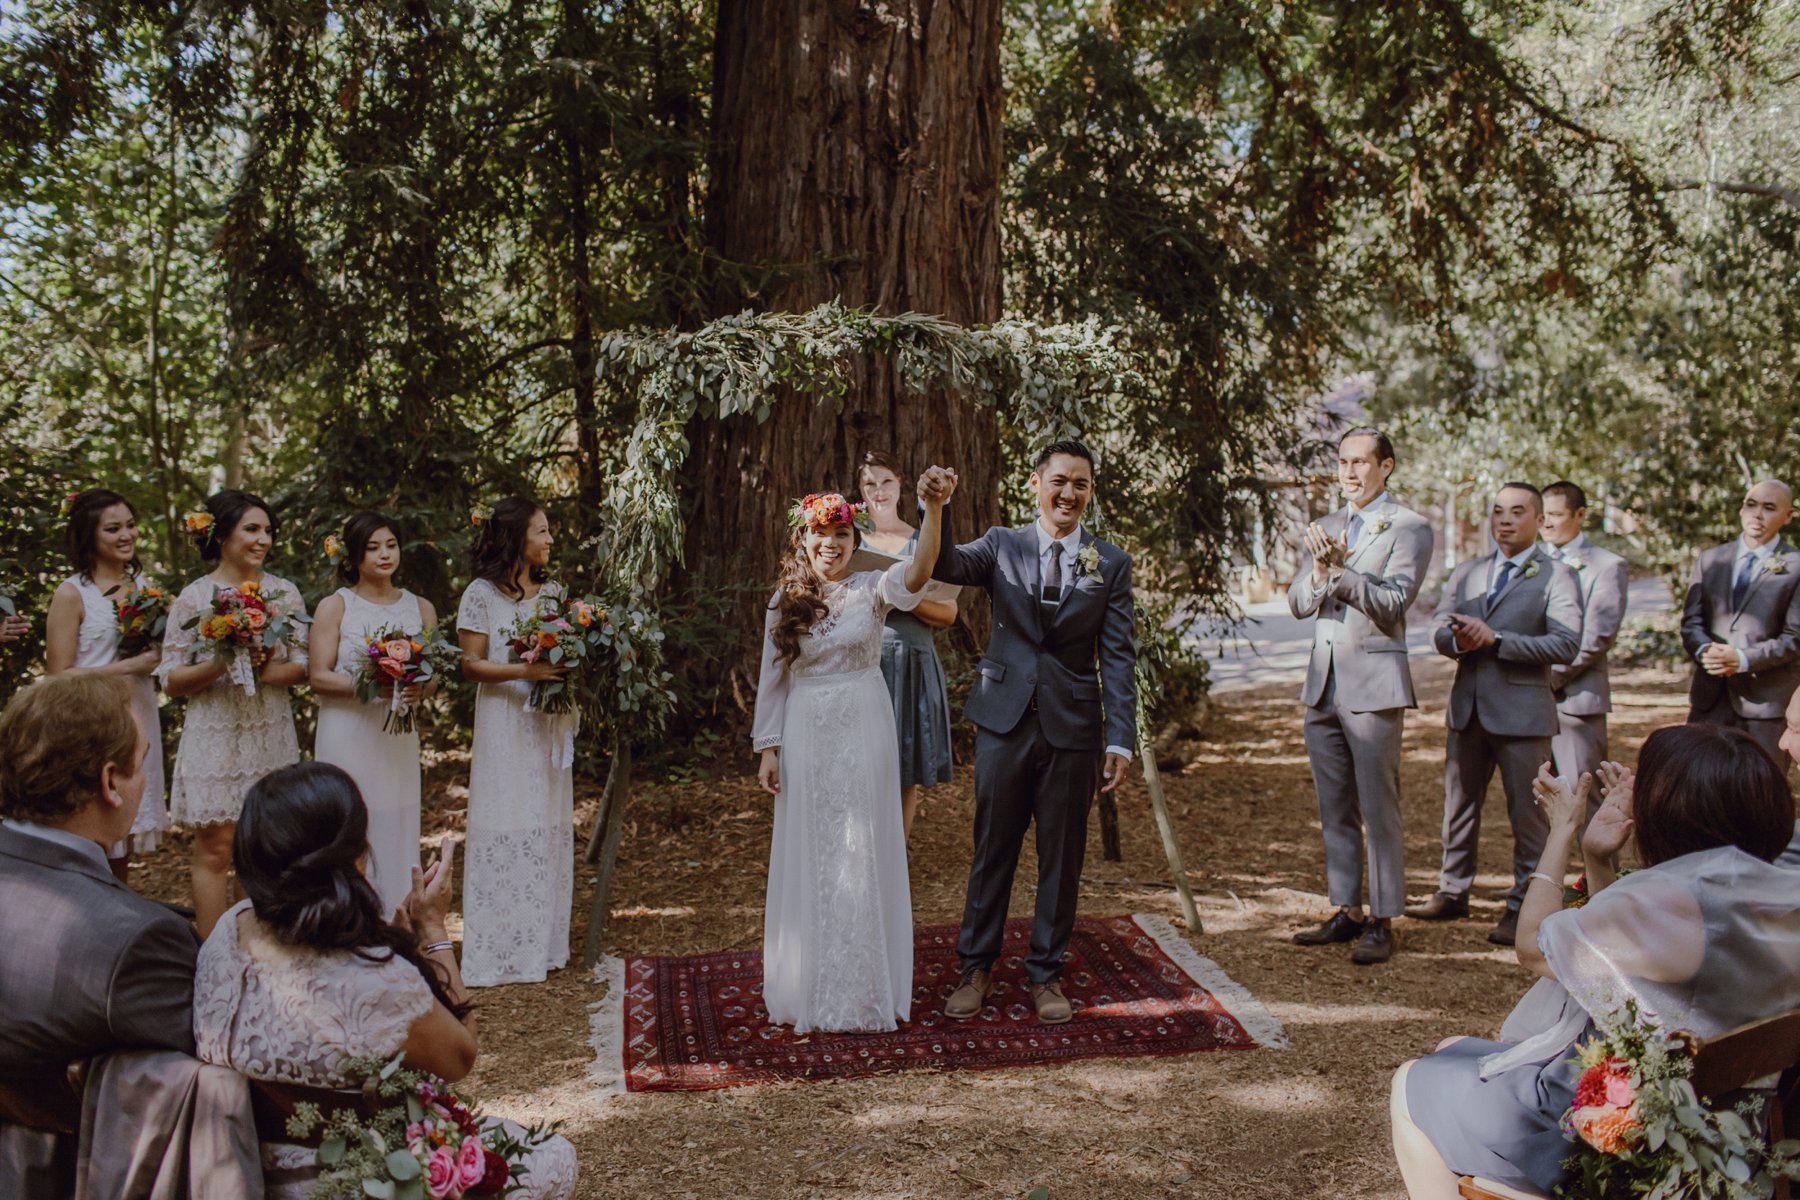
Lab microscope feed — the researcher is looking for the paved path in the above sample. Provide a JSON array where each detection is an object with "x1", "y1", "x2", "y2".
[{"x1": 1202, "y1": 575, "x2": 1673, "y2": 695}]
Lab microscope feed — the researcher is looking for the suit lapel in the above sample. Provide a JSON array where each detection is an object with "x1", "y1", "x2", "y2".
[
  {"x1": 1051, "y1": 528, "x2": 1099, "y2": 622},
  {"x1": 1012, "y1": 525, "x2": 1045, "y2": 641},
  {"x1": 1484, "y1": 550, "x2": 1537, "y2": 618},
  {"x1": 1735, "y1": 540, "x2": 1796, "y2": 621},
  {"x1": 1344, "y1": 503, "x2": 1387, "y2": 567}
]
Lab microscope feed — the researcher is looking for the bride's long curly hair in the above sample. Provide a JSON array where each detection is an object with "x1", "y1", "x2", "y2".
[{"x1": 770, "y1": 521, "x2": 860, "y2": 665}]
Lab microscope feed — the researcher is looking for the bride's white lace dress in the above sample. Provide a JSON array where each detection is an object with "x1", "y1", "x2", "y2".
[
  {"x1": 193, "y1": 900, "x2": 578, "y2": 1199},
  {"x1": 751, "y1": 564, "x2": 924, "y2": 1033}
]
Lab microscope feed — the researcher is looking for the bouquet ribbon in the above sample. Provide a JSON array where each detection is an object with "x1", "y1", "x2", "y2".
[
  {"x1": 549, "y1": 709, "x2": 580, "y2": 770},
  {"x1": 227, "y1": 647, "x2": 258, "y2": 696}
]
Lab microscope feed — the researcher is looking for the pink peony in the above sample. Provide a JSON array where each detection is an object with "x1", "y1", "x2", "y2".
[
  {"x1": 424, "y1": 1144, "x2": 462, "y2": 1199},
  {"x1": 456, "y1": 1135, "x2": 487, "y2": 1190}
]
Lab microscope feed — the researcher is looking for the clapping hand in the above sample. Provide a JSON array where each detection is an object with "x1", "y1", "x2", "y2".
[
  {"x1": 917, "y1": 465, "x2": 958, "y2": 508},
  {"x1": 1582, "y1": 777, "x2": 1635, "y2": 863},
  {"x1": 395, "y1": 835, "x2": 457, "y2": 940},
  {"x1": 1303, "y1": 522, "x2": 1348, "y2": 580},
  {"x1": 1531, "y1": 761, "x2": 1590, "y2": 833}
]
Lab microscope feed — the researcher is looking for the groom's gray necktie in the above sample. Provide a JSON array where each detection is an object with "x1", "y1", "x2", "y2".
[{"x1": 1042, "y1": 541, "x2": 1065, "y2": 610}]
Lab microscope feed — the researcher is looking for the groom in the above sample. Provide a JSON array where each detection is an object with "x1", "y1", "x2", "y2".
[{"x1": 931, "y1": 439, "x2": 1136, "y2": 1025}]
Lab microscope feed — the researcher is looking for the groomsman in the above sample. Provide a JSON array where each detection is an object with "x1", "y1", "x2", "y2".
[
  {"x1": 1287, "y1": 427, "x2": 1433, "y2": 965},
  {"x1": 1407, "y1": 483, "x2": 1581, "y2": 946},
  {"x1": 1538, "y1": 482, "x2": 1629, "y2": 793},
  {"x1": 1680, "y1": 480, "x2": 1800, "y2": 762}
]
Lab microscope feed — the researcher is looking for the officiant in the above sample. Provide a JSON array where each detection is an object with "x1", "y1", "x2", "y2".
[{"x1": 857, "y1": 450, "x2": 958, "y2": 841}]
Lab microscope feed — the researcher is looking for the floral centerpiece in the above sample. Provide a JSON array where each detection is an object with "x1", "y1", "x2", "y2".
[
  {"x1": 503, "y1": 594, "x2": 608, "y2": 716},
  {"x1": 180, "y1": 580, "x2": 308, "y2": 695},
  {"x1": 1556, "y1": 1001, "x2": 1800, "y2": 1198},
  {"x1": 345, "y1": 625, "x2": 461, "y2": 735},
  {"x1": 117, "y1": 580, "x2": 171, "y2": 656},
  {"x1": 285, "y1": 1054, "x2": 556, "y2": 1200}
]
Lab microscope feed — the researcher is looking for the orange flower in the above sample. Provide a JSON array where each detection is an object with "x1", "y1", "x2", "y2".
[
  {"x1": 239, "y1": 580, "x2": 260, "y2": 594},
  {"x1": 1571, "y1": 1104, "x2": 1641, "y2": 1155},
  {"x1": 377, "y1": 656, "x2": 407, "y2": 680},
  {"x1": 409, "y1": 640, "x2": 422, "y2": 654},
  {"x1": 536, "y1": 630, "x2": 558, "y2": 649},
  {"x1": 245, "y1": 608, "x2": 267, "y2": 630}
]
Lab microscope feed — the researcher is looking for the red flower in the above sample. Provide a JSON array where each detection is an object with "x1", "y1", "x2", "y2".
[{"x1": 470, "y1": 1149, "x2": 509, "y2": 1196}]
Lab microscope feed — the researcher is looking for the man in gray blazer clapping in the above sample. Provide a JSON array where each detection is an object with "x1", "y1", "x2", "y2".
[
  {"x1": 1539, "y1": 481, "x2": 1630, "y2": 794},
  {"x1": 1407, "y1": 483, "x2": 1581, "y2": 947},
  {"x1": 1681, "y1": 480, "x2": 1800, "y2": 762},
  {"x1": 1287, "y1": 427, "x2": 1434, "y2": 964}
]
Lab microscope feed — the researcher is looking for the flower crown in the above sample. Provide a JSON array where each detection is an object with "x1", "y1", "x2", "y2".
[
  {"x1": 789, "y1": 493, "x2": 872, "y2": 533},
  {"x1": 470, "y1": 502, "x2": 496, "y2": 527},
  {"x1": 182, "y1": 510, "x2": 216, "y2": 545},
  {"x1": 323, "y1": 531, "x2": 347, "y2": 565},
  {"x1": 58, "y1": 491, "x2": 79, "y2": 518}
]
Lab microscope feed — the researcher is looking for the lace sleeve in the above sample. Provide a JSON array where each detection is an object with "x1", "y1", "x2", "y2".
[
  {"x1": 874, "y1": 562, "x2": 925, "y2": 615},
  {"x1": 749, "y1": 593, "x2": 788, "y2": 751},
  {"x1": 344, "y1": 956, "x2": 438, "y2": 1059},
  {"x1": 154, "y1": 583, "x2": 203, "y2": 683},
  {"x1": 457, "y1": 581, "x2": 491, "y2": 635}
]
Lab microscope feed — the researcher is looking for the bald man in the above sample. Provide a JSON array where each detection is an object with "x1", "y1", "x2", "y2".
[{"x1": 1680, "y1": 480, "x2": 1800, "y2": 762}]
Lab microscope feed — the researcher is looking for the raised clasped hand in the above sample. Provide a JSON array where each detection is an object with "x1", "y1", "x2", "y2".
[{"x1": 917, "y1": 465, "x2": 958, "y2": 507}]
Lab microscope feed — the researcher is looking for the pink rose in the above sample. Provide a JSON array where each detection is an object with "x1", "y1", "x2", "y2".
[
  {"x1": 425, "y1": 1144, "x2": 462, "y2": 1199},
  {"x1": 1604, "y1": 1072, "x2": 1635, "y2": 1108},
  {"x1": 456, "y1": 1135, "x2": 487, "y2": 1190},
  {"x1": 382, "y1": 638, "x2": 413, "y2": 663}
]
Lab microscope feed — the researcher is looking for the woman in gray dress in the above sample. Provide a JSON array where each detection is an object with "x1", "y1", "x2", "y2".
[
  {"x1": 1390, "y1": 724, "x2": 1798, "y2": 1198},
  {"x1": 858, "y1": 451, "x2": 956, "y2": 840}
]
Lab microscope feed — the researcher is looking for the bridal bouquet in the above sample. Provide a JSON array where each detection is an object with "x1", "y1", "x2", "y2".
[
  {"x1": 1556, "y1": 1001, "x2": 1800, "y2": 1199},
  {"x1": 285, "y1": 1054, "x2": 556, "y2": 1200},
  {"x1": 116, "y1": 580, "x2": 171, "y2": 656},
  {"x1": 504, "y1": 593, "x2": 607, "y2": 716},
  {"x1": 181, "y1": 580, "x2": 308, "y2": 695},
  {"x1": 345, "y1": 625, "x2": 461, "y2": 735}
]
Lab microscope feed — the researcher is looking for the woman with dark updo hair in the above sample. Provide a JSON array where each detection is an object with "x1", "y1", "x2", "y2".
[
  {"x1": 1391, "y1": 724, "x2": 1800, "y2": 1198},
  {"x1": 309, "y1": 510, "x2": 437, "y2": 914},
  {"x1": 158, "y1": 490, "x2": 309, "y2": 937},
  {"x1": 192, "y1": 763, "x2": 577, "y2": 1199},
  {"x1": 44, "y1": 488, "x2": 170, "y2": 879},
  {"x1": 454, "y1": 497, "x2": 572, "y2": 987}
]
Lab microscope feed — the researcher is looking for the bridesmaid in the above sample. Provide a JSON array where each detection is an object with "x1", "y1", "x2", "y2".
[
  {"x1": 858, "y1": 451, "x2": 957, "y2": 839},
  {"x1": 159, "y1": 490, "x2": 309, "y2": 937},
  {"x1": 43, "y1": 488, "x2": 170, "y2": 882},
  {"x1": 455, "y1": 497, "x2": 571, "y2": 987},
  {"x1": 308, "y1": 510, "x2": 435, "y2": 916}
]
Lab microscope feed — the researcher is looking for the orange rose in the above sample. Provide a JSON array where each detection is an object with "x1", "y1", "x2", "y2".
[
  {"x1": 537, "y1": 630, "x2": 558, "y2": 649},
  {"x1": 245, "y1": 609, "x2": 267, "y2": 629},
  {"x1": 1572, "y1": 1104, "x2": 1641, "y2": 1155},
  {"x1": 378, "y1": 656, "x2": 407, "y2": 680}
]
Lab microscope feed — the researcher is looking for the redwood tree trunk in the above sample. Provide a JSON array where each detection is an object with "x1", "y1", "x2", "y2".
[{"x1": 685, "y1": 0, "x2": 1004, "y2": 679}]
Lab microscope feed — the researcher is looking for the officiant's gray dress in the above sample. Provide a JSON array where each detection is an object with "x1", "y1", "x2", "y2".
[{"x1": 880, "y1": 531, "x2": 954, "y2": 788}]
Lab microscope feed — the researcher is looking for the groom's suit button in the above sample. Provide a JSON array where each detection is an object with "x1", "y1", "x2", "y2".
[{"x1": 1027, "y1": 675, "x2": 1037, "y2": 685}]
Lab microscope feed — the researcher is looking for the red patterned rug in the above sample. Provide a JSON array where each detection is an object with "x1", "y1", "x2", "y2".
[{"x1": 589, "y1": 913, "x2": 1285, "y2": 1093}]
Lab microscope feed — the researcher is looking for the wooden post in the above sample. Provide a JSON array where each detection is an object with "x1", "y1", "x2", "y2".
[
  {"x1": 582, "y1": 741, "x2": 633, "y2": 967},
  {"x1": 1139, "y1": 734, "x2": 1202, "y2": 935},
  {"x1": 583, "y1": 753, "x2": 622, "y2": 865}
]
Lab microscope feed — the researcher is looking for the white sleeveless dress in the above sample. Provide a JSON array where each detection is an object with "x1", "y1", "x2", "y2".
[
  {"x1": 456, "y1": 578, "x2": 573, "y2": 988},
  {"x1": 750, "y1": 565, "x2": 924, "y2": 1032},
  {"x1": 193, "y1": 900, "x2": 578, "y2": 1199},
  {"x1": 157, "y1": 574, "x2": 308, "y2": 827},
  {"x1": 66, "y1": 573, "x2": 169, "y2": 853},
  {"x1": 314, "y1": 587, "x2": 424, "y2": 915}
]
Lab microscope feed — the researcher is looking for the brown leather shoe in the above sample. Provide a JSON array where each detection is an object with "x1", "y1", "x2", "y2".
[
  {"x1": 1026, "y1": 980, "x2": 1073, "y2": 1025},
  {"x1": 944, "y1": 967, "x2": 992, "y2": 1020},
  {"x1": 1403, "y1": 892, "x2": 1470, "y2": 921}
]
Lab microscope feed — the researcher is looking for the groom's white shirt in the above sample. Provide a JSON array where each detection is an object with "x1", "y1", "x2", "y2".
[{"x1": 1034, "y1": 518, "x2": 1132, "y2": 762}]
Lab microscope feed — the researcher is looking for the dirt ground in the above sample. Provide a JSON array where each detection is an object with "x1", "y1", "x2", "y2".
[{"x1": 132, "y1": 655, "x2": 1695, "y2": 1199}]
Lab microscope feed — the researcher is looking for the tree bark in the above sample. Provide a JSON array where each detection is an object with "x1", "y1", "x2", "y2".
[{"x1": 686, "y1": 0, "x2": 1004, "y2": 676}]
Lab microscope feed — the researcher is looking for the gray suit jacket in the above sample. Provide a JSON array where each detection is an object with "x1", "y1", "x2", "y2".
[
  {"x1": 1548, "y1": 537, "x2": 1630, "y2": 717},
  {"x1": 932, "y1": 516, "x2": 1137, "y2": 753},
  {"x1": 1432, "y1": 548, "x2": 1583, "y2": 738},
  {"x1": 1680, "y1": 539, "x2": 1800, "y2": 719},
  {"x1": 1287, "y1": 498, "x2": 1434, "y2": 712},
  {"x1": 0, "y1": 825, "x2": 199, "y2": 1079}
]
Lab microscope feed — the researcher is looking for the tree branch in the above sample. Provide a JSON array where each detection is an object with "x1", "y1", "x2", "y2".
[{"x1": 1662, "y1": 177, "x2": 1800, "y2": 212}]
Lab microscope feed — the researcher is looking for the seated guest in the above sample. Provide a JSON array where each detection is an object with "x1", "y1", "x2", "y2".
[
  {"x1": 193, "y1": 762, "x2": 577, "y2": 1199},
  {"x1": 1779, "y1": 686, "x2": 1800, "y2": 864},
  {"x1": 0, "y1": 675, "x2": 200, "y2": 1086},
  {"x1": 1390, "y1": 723, "x2": 1799, "y2": 1199}
]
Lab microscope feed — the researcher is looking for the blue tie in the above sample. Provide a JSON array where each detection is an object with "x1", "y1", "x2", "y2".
[
  {"x1": 1347, "y1": 512, "x2": 1364, "y2": 551},
  {"x1": 1486, "y1": 560, "x2": 1516, "y2": 609},
  {"x1": 1732, "y1": 554, "x2": 1756, "y2": 610}
]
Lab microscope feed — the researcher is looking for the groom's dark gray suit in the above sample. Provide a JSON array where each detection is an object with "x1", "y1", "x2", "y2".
[{"x1": 932, "y1": 513, "x2": 1137, "y2": 983}]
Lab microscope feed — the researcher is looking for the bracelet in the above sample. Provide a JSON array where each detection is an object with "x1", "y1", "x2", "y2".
[
  {"x1": 1527, "y1": 871, "x2": 1561, "y2": 888},
  {"x1": 422, "y1": 940, "x2": 454, "y2": 954}
]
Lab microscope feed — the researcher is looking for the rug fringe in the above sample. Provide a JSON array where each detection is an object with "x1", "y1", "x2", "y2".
[
  {"x1": 587, "y1": 955, "x2": 628, "y2": 1095},
  {"x1": 1132, "y1": 913, "x2": 1290, "y2": 1050}
]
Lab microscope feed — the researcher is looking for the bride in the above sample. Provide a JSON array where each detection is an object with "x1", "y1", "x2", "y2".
[{"x1": 752, "y1": 465, "x2": 957, "y2": 1033}]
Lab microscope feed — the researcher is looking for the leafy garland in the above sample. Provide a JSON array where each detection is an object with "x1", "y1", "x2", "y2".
[{"x1": 584, "y1": 300, "x2": 1144, "y2": 732}]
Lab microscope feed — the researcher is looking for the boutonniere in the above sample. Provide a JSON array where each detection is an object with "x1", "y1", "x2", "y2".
[
  {"x1": 1765, "y1": 557, "x2": 1790, "y2": 577},
  {"x1": 1075, "y1": 544, "x2": 1101, "y2": 578},
  {"x1": 1367, "y1": 514, "x2": 1392, "y2": 536},
  {"x1": 1522, "y1": 559, "x2": 1541, "y2": 580},
  {"x1": 1562, "y1": 552, "x2": 1586, "y2": 571}
]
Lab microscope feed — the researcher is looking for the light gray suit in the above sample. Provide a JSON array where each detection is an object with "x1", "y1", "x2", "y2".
[
  {"x1": 1288, "y1": 496, "x2": 1434, "y2": 918},
  {"x1": 1545, "y1": 535, "x2": 1630, "y2": 790},
  {"x1": 1431, "y1": 548, "x2": 1582, "y2": 907},
  {"x1": 1681, "y1": 538, "x2": 1800, "y2": 760}
]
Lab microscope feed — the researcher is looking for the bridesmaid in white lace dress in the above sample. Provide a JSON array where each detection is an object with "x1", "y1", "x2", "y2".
[
  {"x1": 43, "y1": 489, "x2": 169, "y2": 883},
  {"x1": 752, "y1": 468, "x2": 956, "y2": 1033},
  {"x1": 160, "y1": 490, "x2": 309, "y2": 937},
  {"x1": 309, "y1": 511, "x2": 437, "y2": 916},
  {"x1": 455, "y1": 497, "x2": 573, "y2": 987},
  {"x1": 194, "y1": 762, "x2": 577, "y2": 1199}
]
